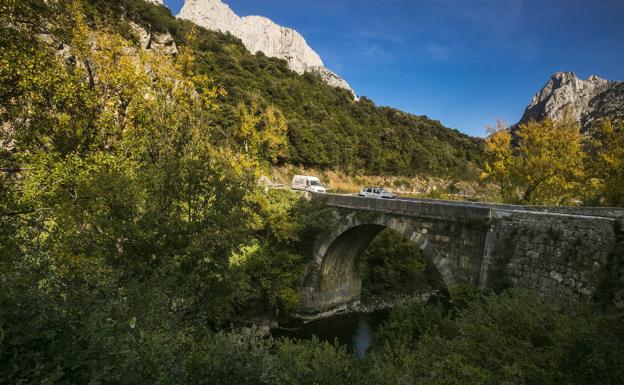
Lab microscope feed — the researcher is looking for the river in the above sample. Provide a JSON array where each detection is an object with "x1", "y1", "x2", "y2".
[{"x1": 272, "y1": 310, "x2": 390, "y2": 358}]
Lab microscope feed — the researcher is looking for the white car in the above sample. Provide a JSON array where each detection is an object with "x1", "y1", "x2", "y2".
[{"x1": 359, "y1": 187, "x2": 398, "y2": 199}]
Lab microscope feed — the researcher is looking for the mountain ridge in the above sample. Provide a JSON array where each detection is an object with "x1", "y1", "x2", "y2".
[{"x1": 518, "y1": 71, "x2": 624, "y2": 130}]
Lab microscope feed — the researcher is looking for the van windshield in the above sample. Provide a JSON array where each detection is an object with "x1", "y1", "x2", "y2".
[{"x1": 310, "y1": 181, "x2": 322, "y2": 186}]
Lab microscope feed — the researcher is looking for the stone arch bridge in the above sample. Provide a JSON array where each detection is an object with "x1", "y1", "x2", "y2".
[{"x1": 298, "y1": 194, "x2": 624, "y2": 317}]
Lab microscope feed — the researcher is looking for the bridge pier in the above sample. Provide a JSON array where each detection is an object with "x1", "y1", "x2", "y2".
[{"x1": 478, "y1": 224, "x2": 498, "y2": 289}]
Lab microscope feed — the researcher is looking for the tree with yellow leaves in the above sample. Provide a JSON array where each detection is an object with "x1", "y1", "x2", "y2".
[
  {"x1": 482, "y1": 118, "x2": 585, "y2": 205},
  {"x1": 236, "y1": 100, "x2": 289, "y2": 166},
  {"x1": 585, "y1": 119, "x2": 624, "y2": 206}
]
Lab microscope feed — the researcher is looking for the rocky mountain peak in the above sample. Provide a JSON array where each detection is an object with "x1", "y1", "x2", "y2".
[
  {"x1": 178, "y1": 0, "x2": 240, "y2": 35},
  {"x1": 177, "y1": 0, "x2": 356, "y2": 97},
  {"x1": 518, "y1": 71, "x2": 622, "y2": 130}
]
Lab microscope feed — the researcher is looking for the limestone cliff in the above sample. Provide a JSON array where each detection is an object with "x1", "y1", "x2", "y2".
[
  {"x1": 518, "y1": 72, "x2": 624, "y2": 131},
  {"x1": 177, "y1": 0, "x2": 356, "y2": 97}
]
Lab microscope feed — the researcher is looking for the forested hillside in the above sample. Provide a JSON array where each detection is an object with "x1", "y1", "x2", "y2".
[{"x1": 83, "y1": 0, "x2": 483, "y2": 177}]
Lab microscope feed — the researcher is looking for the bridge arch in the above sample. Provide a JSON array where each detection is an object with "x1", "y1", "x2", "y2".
[{"x1": 299, "y1": 213, "x2": 456, "y2": 315}]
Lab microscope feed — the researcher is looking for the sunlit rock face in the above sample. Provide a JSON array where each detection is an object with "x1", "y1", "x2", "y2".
[
  {"x1": 178, "y1": 0, "x2": 356, "y2": 97},
  {"x1": 233, "y1": 14, "x2": 324, "y2": 74},
  {"x1": 178, "y1": 0, "x2": 242, "y2": 37},
  {"x1": 519, "y1": 72, "x2": 624, "y2": 130},
  {"x1": 145, "y1": 0, "x2": 163, "y2": 5}
]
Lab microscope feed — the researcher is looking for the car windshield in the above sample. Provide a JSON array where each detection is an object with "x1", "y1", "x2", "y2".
[{"x1": 310, "y1": 181, "x2": 322, "y2": 186}]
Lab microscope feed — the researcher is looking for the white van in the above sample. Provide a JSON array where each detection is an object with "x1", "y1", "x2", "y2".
[{"x1": 291, "y1": 175, "x2": 326, "y2": 193}]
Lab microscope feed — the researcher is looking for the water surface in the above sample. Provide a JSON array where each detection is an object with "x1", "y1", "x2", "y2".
[{"x1": 273, "y1": 310, "x2": 389, "y2": 357}]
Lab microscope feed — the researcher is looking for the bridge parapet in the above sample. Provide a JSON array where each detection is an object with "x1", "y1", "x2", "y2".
[
  {"x1": 317, "y1": 193, "x2": 494, "y2": 221},
  {"x1": 315, "y1": 193, "x2": 624, "y2": 220}
]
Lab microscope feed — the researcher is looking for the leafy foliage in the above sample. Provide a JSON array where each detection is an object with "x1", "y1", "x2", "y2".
[
  {"x1": 359, "y1": 229, "x2": 431, "y2": 295},
  {"x1": 366, "y1": 289, "x2": 624, "y2": 385},
  {"x1": 232, "y1": 190, "x2": 335, "y2": 316},
  {"x1": 235, "y1": 101, "x2": 290, "y2": 165},
  {"x1": 0, "y1": 0, "x2": 329, "y2": 331},
  {"x1": 585, "y1": 119, "x2": 624, "y2": 206},
  {"x1": 483, "y1": 117, "x2": 624, "y2": 206},
  {"x1": 482, "y1": 118, "x2": 585, "y2": 205}
]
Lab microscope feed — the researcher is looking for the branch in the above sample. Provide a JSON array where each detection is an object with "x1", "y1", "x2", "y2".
[{"x1": 522, "y1": 173, "x2": 551, "y2": 203}]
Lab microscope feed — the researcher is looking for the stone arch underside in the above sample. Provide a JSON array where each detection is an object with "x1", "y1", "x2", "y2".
[{"x1": 299, "y1": 214, "x2": 458, "y2": 314}]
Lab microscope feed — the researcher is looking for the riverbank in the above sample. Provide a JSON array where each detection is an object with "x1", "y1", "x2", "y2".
[
  {"x1": 355, "y1": 291, "x2": 439, "y2": 314},
  {"x1": 292, "y1": 290, "x2": 438, "y2": 324},
  {"x1": 270, "y1": 291, "x2": 439, "y2": 357}
]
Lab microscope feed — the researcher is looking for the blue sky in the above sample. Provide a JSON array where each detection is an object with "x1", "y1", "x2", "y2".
[{"x1": 164, "y1": 0, "x2": 624, "y2": 137}]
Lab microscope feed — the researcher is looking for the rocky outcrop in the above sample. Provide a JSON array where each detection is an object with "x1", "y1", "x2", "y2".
[
  {"x1": 586, "y1": 82, "x2": 624, "y2": 127},
  {"x1": 177, "y1": 0, "x2": 356, "y2": 97},
  {"x1": 518, "y1": 72, "x2": 624, "y2": 130},
  {"x1": 130, "y1": 22, "x2": 178, "y2": 55},
  {"x1": 145, "y1": 0, "x2": 163, "y2": 5},
  {"x1": 310, "y1": 66, "x2": 355, "y2": 93}
]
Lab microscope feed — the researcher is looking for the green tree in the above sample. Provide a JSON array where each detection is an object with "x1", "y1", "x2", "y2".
[
  {"x1": 359, "y1": 229, "x2": 428, "y2": 295},
  {"x1": 236, "y1": 101, "x2": 289, "y2": 166},
  {"x1": 585, "y1": 119, "x2": 624, "y2": 206}
]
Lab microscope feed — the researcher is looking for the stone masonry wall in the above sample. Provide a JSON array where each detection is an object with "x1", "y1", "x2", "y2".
[
  {"x1": 417, "y1": 218, "x2": 488, "y2": 286},
  {"x1": 488, "y1": 210, "x2": 619, "y2": 297}
]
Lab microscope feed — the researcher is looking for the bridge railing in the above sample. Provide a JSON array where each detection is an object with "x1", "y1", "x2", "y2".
[{"x1": 314, "y1": 193, "x2": 624, "y2": 220}]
